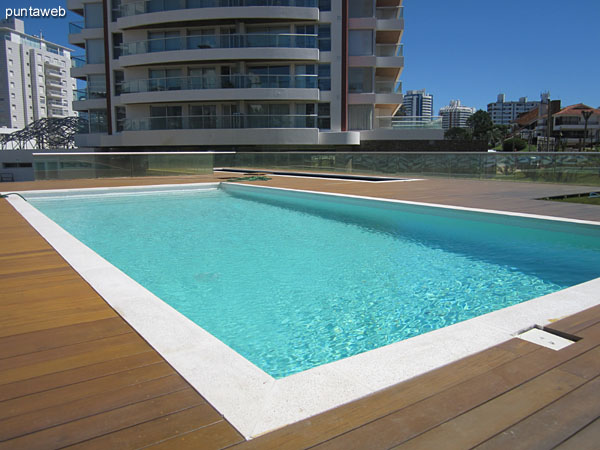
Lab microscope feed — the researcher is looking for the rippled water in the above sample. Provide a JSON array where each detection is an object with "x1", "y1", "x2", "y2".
[{"x1": 29, "y1": 187, "x2": 600, "y2": 378}]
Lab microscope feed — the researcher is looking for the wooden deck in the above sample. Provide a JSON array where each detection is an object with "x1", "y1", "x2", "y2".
[{"x1": 1, "y1": 175, "x2": 599, "y2": 449}]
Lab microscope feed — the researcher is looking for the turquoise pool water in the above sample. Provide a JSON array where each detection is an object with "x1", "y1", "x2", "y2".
[{"x1": 28, "y1": 186, "x2": 600, "y2": 378}]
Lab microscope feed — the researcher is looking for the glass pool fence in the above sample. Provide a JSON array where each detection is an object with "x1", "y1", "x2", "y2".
[
  {"x1": 31, "y1": 152, "x2": 600, "y2": 185},
  {"x1": 215, "y1": 152, "x2": 600, "y2": 186},
  {"x1": 34, "y1": 152, "x2": 217, "y2": 180}
]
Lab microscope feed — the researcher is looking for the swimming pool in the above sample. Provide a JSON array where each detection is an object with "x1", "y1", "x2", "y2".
[{"x1": 8, "y1": 182, "x2": 600, "y2": 437}]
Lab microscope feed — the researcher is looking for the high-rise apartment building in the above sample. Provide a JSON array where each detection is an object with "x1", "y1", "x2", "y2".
[
  {"x1": 68, "y1": 0, "x2": 409, "y2": 150},
  {"x1": 487, "y1": 93, "x2": 540, "y2": 125},
  {"x1": 0, "y1": 18, "x2": 76, "y2": 129},
  {"x1": 439, "y1": 100, "x2": 475, "y2": 129},
  {"x1": 402, "y1": 89, "x2": 433, "y2": 117}
]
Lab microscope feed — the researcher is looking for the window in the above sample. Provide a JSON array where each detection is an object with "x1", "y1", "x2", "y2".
[
  {"x1": 84, "y1": 3, "x2": 104, "y2": 28},
  {"x1": 318, "y1": 64, "x2": 331, "y2": 91},
  {"x1": 89, "y1": 109, "x2": 108, "y2": 133},
  {"x1": 349, "y1": 104, "x2": 373, "y2": 130},
  {"x1": 115, "y1": 106, "x2": 126, "y2": 132},
  {"x1": 189, "y1": 104, "x2": 217, "y2": 129},
  {"x1": 149, "y1": 69, "x2": 183, "y2": 91},
  {"x1": 295, "y1": 64, "x2": 316, "y2": 88},
  {"x1": 349, "y1": 30, "x2": 373, "y2": 56},
  {"x1": 319, "y1": 0, "x2": 331, "y2": 11},
  {"x1": 348, "y1": 67, "x2": 373, "y2": 93},
  {"x1": 318, "y1": 24, "x2": 331, "y2": 51},
  {"x1": 349, "y1": 0, "x2": 374, "y2": 18},
  {"x1": 112, "y1": 33, "x2": 122, "y2": 59},
  {"x1": 87, "y1": 74, "x2": 106, "y2": 98},
  {"x1": 318, "y1": 103, "x2": 330, "y2": 129},
  {"x1": 150, "y1": 106, "x2": 182, "y2": 129},
  {"x1": 113, "y1": 70, "x2": 124, "y2": 96},
  {"x1": 148, "y1": 31, "x2": 180, "y2": 52},
  {"x1": 86, "y1": 39, "x2": 105, "y2": 64}
]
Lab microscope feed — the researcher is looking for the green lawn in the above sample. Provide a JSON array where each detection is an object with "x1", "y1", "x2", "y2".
[{"x1": 548, "y1": 195, "x2": 600, "y2": 206}]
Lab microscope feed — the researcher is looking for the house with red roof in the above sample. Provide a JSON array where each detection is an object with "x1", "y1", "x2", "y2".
[{"x1": 553, "y1": 103, "x2": 600, "y2": 149}]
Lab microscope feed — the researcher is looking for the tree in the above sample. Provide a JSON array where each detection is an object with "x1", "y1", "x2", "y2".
[
  {"x1": 444, "y1": 127, "x2": 472, "y2": 140},
  {"x1": 466, "y1": 110, "x2": 494, "y2": 140},
  {"x1": 502, "y1": 137, "x2": 527, "y2": 152}
]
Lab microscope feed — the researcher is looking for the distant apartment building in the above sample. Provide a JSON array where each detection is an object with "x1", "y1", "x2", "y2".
[
  {"x1": 65, "y1": 0, "x2": 444, "y2": 150},
  {"x1": 439, "y1": 100, "x2": 475, "y2": 129},
  {"x1": 487, "y1": 93, "x2": 540, "y2": 125},
  {"x1": 0, "y1": 18, "x2": 76, "y2": 129},
  {"x1": 402, "y1": 89, "x2": 433, "y2": 117}
]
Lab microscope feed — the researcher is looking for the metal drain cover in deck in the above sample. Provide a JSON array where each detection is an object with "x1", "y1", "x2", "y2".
[{"x1": 517, "y1": 328, "x2": 576, "y2": 351}]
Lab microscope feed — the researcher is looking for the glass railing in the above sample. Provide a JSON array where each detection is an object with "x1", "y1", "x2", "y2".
[
  {"x1": 71, "y1": 55, "x2": 86, "y2": 68},
  {"x1": 47, "y1": 89, "x2": 64, "y2": 98},
  {"x1": 120, "y1": 0, "x2": 318, "y2": 17},
  {"x1": 121, "y1": 33, "x2": 318, "y2": 56},
  {"x1": 34, "y1": 152, "x2": 216, "y2": 180},
  {"x1": 212, "y1": 152, "x2": 600, "y2": 186},
  {"x1": 45, "y1": 68, "x2": 63, "y2": 78},
  {"x1": 69, "y1": 21, "x2": 84, "y2": 34},
  {"x1": 376, "y1": 44, "x2": 403, "y2": 57},
  {"x1": 123, "y1": 114, "x2": 318, "y2": 131},
  {"x1": 375, "y1": 6, "x2": 404, "y2": 20},
  {"x1": 375, "y1": 116, "x2": 443, "y2": 129},
  {"x1": 121, "y1": 74, "x2": 318, "y2": 93},
  {"x1": 73, "y1": 88, "x2": 107, "y2": 101},
  {"x1": 375, "y1": 81, "x2": 402, "y2": 94}
]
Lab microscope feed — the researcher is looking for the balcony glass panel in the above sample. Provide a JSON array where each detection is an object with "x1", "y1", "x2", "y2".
[
  {"x1": 120, "y1": 0, "x2": 319, "y2": 17},
  {"x1": 123, "y1": 114, "x2": 318, "y2": 130},
  {"x1": 121, "y1": 33, "x2": 317, "y2": 56}
]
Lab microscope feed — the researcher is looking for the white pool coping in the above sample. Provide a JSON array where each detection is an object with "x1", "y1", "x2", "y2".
[{"x1": 4, "y1": 182, "x2": 600, "y2": 439}]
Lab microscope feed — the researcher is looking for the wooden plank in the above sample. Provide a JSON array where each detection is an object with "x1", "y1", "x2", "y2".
[
  {"x1": 0, "y1": 350, "x2": 161, "y2": 402},
  {"x1": 234, "y1": 326, "x2": 600, "y2": 450},
  {"x1": 547, "y1": 304, "x2": 600, "y2": 335},
  {"x1": 390, "y1": 369, "x2": 586, "y2": 449},
  {"x1": 309, "y1": 338, "x2": 599, "y2": 450},
  {"x1": 0, "y1": 333, "x2": 150, "y2": 385},
  {"x1": 0, "y1": 317, "x2": 131, "y2": 359},
  {"x1": 474, "y1": 376, "x2": 600, "y2": 450},
  {"x1": 0, "y1": 361, "x2": 173, "y2": 420},
  {"x1": 553, "y1": 418, "x2": 600, "y2": 450},
  {"x1": 66, "y1": 406, "x2": 240, "y2": 450},
  {"x1": 0, "y1": 374, "x2": 191, "y2": 441},
  {"x1": 230, "y1": 343, "x2": 539, "y2": 450},
  {"x1": 0, "y1": 277, "x2": 99, "y2": 302},
  {"x1": 0, "y1": 388, "x2": 207, "y2": 450},
  {"x1": 0, "y1": 307, "x2": 118, "y2": 338}
]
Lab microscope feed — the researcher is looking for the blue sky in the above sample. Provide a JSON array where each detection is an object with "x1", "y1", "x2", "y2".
[{"x1": 10, "y1": 0, "x2": 600, "y2": 113}]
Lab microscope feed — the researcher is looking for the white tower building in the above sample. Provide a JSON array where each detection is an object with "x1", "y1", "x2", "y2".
[
  {"x1": 0, "y1": 18, "x2": 76, "y2": 129},
  {"x1": 439, "y1": 100, "x2": 475, "y2": 130}
]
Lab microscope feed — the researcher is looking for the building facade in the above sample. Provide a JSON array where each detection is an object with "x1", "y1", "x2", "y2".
[
  {"x1": 402, "y1": 89, "x2": 433, "y2": 118},
  {"x1": 67, "y1": 0, "x2": 436, "y2": 150},
  {"x1": 487, "y1": 93, "x2": 540, "y2": 126},
  {"x1": 439, "y1": 100, "x2": 475, "y2": 130},
  {"x1": 0, "y1": 18, "x2": 76, "y2": 130},
  {"x1": 553, "y1": 103, "x2": 600, "y2": 149}
]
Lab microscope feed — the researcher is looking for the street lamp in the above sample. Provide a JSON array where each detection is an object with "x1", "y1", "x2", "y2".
[{"x1": 581, "y1": 110, "x2": 593, "y2": 151}]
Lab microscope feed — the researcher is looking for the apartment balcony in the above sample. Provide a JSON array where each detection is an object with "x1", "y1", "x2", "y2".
[
  {"x1": 46, "y1": 78, "x2": 64, "y2": 88},
  {"x1": 120, "y1": 74, "x2": 319, "y2": 104},
  {"x1": 117, "y1": 0, "x2": 319, "y2": 29},
  {"x1": 124, "y1": 114, "x2": 318, "y2": 131},
  {"x1": 350, "y1": 44, "x2": 404, "y2": 69},
  {"x1": 73, "y1": 89, "x2": 107, "y2": 111},
  {"x1": 44, "y1": 59, "x2": 63, "y2": 69},
  {"x1": 118, "y1": 33, "x2": 319, "y2": 66},
  {"x1": 45, "y1": 68, "x2": 64, "y2": 79},
  {"x1": 67, "y1": 0, "x2": 83, "y2": 15},
  {"x1": 47, "y1": 89, "x2": 65, "y2": 99},
  {"x1": 48, "y1": 108, "x2": 69, "y2": 118}
]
